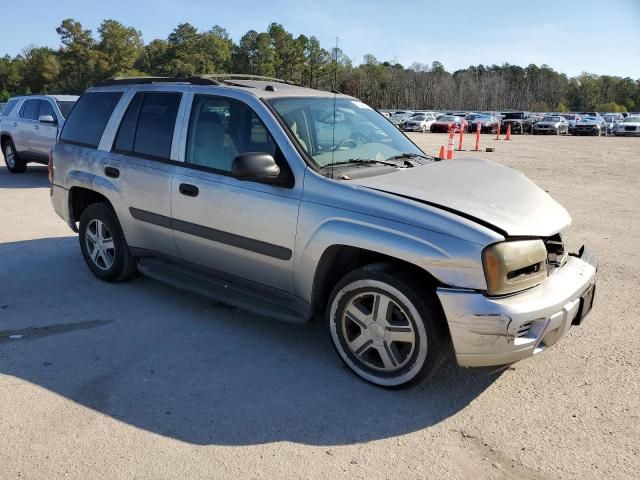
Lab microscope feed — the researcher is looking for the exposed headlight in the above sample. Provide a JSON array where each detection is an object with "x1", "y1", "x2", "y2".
[{"x1": 482, "y1": 240, "x2": 547, "y2": 295}]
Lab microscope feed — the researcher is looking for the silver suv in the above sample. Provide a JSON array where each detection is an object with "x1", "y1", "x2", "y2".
[
  {"x1": 50, "y1": 76, "x2": 597, "y2": 388},
  {"x1": 1, "y1": 94, "x2": 78, "y2": 173}
]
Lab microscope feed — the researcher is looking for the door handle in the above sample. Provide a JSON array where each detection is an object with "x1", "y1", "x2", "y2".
[
  {"x1": 34, "y1": 125, "x2": 40, "y2": 130},
  {"x1": 12, "y1": 122, "x2": 17, "y2": 127},
  {"x1": 105, "y1": 166, "x2": 120, "y2": 178},
  {"x1": 179, "y1": 183, "x2": 199, "y2": 197}
]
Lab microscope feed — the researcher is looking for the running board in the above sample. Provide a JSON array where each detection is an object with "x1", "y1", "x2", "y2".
[{"x1": 137, "y1": 257, "x2": 310, "y2": 324}]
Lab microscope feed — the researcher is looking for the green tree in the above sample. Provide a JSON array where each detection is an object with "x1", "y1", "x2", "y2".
[
  {"x1": 21, "y1": 46, "x2": 60, "y2": 93},
  {"x1": 136, "y1": 39, "x2": 169, "y2": 75},
  {"x1": 55, "y1": 19, "x2": 100, "y2": 92},
  {"x1": 97, "y1": 19, "x2": 144, "y2": 77}
]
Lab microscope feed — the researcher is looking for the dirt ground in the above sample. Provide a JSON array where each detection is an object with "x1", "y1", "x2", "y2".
[{"x1": 0, "y1": 133, "x2": 639, "y2": 479}]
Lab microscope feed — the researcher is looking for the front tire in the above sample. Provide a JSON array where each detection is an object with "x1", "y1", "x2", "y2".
[
  {"x1": 2, "y1": 140, "x2": 27, "y2": 173},
  {"x1": 79, "y1": 203, "x2": 137, "y2": 282},
  {"x1": 327, "y1": 264, "x2": 449, "y2": 388}
]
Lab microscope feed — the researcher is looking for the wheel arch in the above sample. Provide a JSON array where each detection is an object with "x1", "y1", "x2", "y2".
[
  {"x1": 1, "y1": 133, "x2": 13, "y2": 148},
  {"x1": 310, "y1": 244, "x2": 442, "y2": 317},
  {"x1": 68, "y1": 187, "x2": 115, "y2": 228}
]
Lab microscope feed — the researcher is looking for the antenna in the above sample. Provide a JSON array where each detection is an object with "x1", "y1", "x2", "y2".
[{"x1": 331, "y1": 36, "x2": 339, "y2": 180}]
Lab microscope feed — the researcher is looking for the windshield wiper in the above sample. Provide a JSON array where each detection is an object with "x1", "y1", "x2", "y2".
[
  {"x1": 386, "y1": 152, "x2": 438, "y2": 163},
  {"x1": 321, "y1": 158, "x2": 402, "y2": 169}
]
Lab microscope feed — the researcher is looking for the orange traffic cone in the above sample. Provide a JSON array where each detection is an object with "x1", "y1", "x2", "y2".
[
  {"x1": 438, "y1": 145, "x2": 445, "y2": 160},
  {"x1": 505, "y1": 124, "x2": 512, "y2": 141},
  {"x1": 473, "y1": 123, "x2": 481, "y2": 151},
  {"x1": 457, "y1": 127, "x2": 465, "y2": 151},
  {"x1": 446, "y1": 130, "x2": 455, "y2": 160}
]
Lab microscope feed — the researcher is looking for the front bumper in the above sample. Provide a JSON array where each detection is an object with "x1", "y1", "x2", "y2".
[{"x1": 436, "y1": 249, "x2": 597, "y2": 367}]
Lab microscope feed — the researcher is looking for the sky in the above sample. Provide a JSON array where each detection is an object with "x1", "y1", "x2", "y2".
[{"x1": 2, "y1": 0, "x2": 640, "y2": 78}]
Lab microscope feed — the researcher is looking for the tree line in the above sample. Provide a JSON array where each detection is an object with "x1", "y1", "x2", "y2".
[{"x1": 1, "y1": 19, "x2": 638, "y2": 113}]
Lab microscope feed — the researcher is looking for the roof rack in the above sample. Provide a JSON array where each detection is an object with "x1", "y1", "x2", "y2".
[
  {"x1": 94, "y1": 74, "x2": 302, "y2": 88},
  {"x1": 199, "y1": 74, "x2": 299, "y2": 86},
  {"x1": 94, "y1": 76, "x2": 221, "y2": 87}
]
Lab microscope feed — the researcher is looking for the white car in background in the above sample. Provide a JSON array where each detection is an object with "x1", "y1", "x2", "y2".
[
  {"x1": 401, "y1": 112, "x2": 437, "y2": 132},
  {"x1": 613, "y1": 116, "x2": 640, "y2": 136}
]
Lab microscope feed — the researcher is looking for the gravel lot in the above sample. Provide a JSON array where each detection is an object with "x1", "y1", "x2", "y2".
[{"x1": 0, "y1": 134, "x2": 639, "y2": 479}]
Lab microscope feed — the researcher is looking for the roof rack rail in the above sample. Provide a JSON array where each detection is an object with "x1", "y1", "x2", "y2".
[
  {"x1": 199, "y1": 74, "x2": 299, "y2": 86},
  {"x1": 93, "y1": 74, "x2": 303, "y2": 88},
  {"x1": 94, "y1": 76, "x2": 221, "y2": 87}
]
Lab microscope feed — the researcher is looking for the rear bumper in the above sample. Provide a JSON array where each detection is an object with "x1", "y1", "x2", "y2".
[
  {"x1": 50, "y1": 183, "x2": 74, "y2": 231},
  {"x1": 437, "y1": 249, "x2": 597, "y2": 367}
]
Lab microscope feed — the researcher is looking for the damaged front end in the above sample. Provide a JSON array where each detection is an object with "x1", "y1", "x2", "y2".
[{"x1": 437, "y1": 244, "x2": 597, "y2": 367}]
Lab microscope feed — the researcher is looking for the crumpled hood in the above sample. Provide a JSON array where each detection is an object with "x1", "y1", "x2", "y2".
[{"x1": 352, "y1": 157, "x2": 571, "y2": 237}]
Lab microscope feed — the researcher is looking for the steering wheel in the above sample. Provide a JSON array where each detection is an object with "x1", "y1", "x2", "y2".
[{"x1": 333, "y1": 138, "x2": 358, "y2": 150}]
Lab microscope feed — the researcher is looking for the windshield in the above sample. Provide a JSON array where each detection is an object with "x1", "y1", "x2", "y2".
[
  {"x1": 269, "y1": 97, "x2": 423, "y2": 168},
  {"x1": 437, "y1": 115, "x2": 458, "y2": 122},
  {"x1": 542, "y1": 116, "x2": 561, "y2": 122},
  {"x1": 56, "y1": 101, "x2": 76, "y2": 119},
  {"x1": 623, "y1": 117, "x2": 640, "y2": 123},
  {"x1": 561, "y1": 114, "x2": 576, "y2": 120},
  {"x1": 411, "y1": 115, "x2": 426, "y2": 121},
  {"x1": 503, "y1": 113, "x2": 524, "y2": 119}
]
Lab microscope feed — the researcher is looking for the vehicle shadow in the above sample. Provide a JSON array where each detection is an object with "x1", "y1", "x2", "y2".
[
  {"x1": 0, "y1": 162, "x2": 50, "y2": 189},
  {"x1": 0, "y1": 236, "x2": 501, "y2": 446}
]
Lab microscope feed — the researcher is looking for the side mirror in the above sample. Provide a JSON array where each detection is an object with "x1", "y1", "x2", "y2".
[
  {"x1": 38, "y1": 115, "x2": 56, "y2": 124},
  {"x1": 231, "y1": 152, "x2": 280, "y2": 183}
]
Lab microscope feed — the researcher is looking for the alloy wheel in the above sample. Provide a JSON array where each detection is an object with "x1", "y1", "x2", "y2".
[
  {"x1": 4, "y1": 144, "x2": 16, "y2": 169},
  {"x1": 341, "y1": 291, "x2": 416, "y2": 372},
  {"x1": 85, "y1": 219, "x2": 115, "y2": 271}
]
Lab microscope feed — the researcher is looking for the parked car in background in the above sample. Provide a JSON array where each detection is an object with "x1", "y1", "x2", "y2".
[
  {"x1": 1, "y1": 94, "x2": 78, "y2": 173},
  {"x1": 430, "y1": 114, "x2": 466, "y2": 133},
  {"x1": 532, "y1": 115, "x2": 570, "y2": 135},
  {"x1": 603, "y1": 112, "x2": 623, "y2": 123},
  {"x1": 401, "y1": 112, "x2": 437, "y2": 132},
  {"x1": 49, "y1": 75, "x2": 597, "y2": 388},
  {"x1": 613, "y1": 116, "x2": 640, "y2": 136},
  {"x1": 560, "y1": 113, "x2": 580, "y2": 134},
  {"x1": 602, "y1": 114, "x2": 620, "y2": 134},
  {"x1": 574, "y1": 116, "x2": 608, "y2": 136},
  {"x1": 500, "y1": 111, "x2": 534, "y2": 134},
  {"x1": 389, "y1": 110, "x2": 414, "y2": 128},
  {"x1": 466, "y1": 114, "x2": 499, "y2": 133}
]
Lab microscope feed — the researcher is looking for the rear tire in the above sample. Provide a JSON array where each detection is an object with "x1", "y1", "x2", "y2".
[
  {"x1": 2, "y1": 139, "x2": 27, "y2": 173},
  {"x1": 327, "y1": 263, "x2": 449, "y2": 388},
  {"x1": 79, "y1": 203, "x2": 137, "y2": 282}
]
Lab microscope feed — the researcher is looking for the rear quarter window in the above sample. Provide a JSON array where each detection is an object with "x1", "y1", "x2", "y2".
[
  {"x1": 60, "y1": 92, "x2": 123, "y2": 148},
  {"x1": 0, "y1": 99, "x2": 20, "y2": 117}
]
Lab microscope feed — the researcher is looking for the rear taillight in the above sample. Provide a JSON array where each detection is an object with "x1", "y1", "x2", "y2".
[{"x1": 48, "y1": 150, "x2": 53, "y2": 184}]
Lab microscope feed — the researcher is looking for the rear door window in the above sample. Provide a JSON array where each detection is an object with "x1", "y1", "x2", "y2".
[
  {"x1": 113, "y1": 92, "x2": 181, "y2": 160},
  {"x1": 60, "y1": 91, "x2": 123, "y2": 148},
  {"x1": 20, "y1": 100, "x2": 41, "y2": 120}
]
